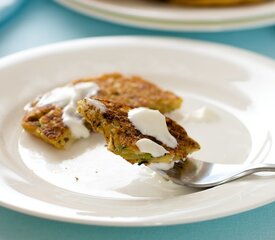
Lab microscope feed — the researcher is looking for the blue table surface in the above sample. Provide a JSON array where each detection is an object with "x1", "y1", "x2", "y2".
[{"x1": 0, "y1": 1, "x2": 275, "y2": 239}]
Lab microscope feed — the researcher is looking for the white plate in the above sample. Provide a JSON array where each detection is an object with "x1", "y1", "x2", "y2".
[
  {"x1": 56, "y1": 0, "x2": 275, "y2": 31},
  {"x1": 0, "y1": 36, "x2": 275, "y2": 226}
]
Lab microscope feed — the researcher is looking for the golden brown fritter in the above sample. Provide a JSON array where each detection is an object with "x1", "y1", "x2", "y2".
[
  {"x1": 22, "y1": 105, "x2": 72, "y2": 148},
  {"x1": 22, "y1": 73, "x2": 182, "y2": 148},
  {"x1": 73, "y1": 73, "x2": 182, "y2": 113},
  {"x1": 77, "y1": 98, "x2": 200, "y2": 164}
]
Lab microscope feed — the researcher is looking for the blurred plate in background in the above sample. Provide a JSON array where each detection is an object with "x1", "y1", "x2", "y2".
[{"x1": 56, "y1": 0, "x2": 275, "y2": 31}]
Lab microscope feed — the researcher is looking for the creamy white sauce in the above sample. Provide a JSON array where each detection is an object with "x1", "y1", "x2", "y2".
[
  {"x1": 28, "y1": 82, "x2": 100, "y2": 139},
  {"x1": 85, "y1": 98, "x2": 106, "y2": 113},
  {"x1": 62, "y1": 105, "x2": 90, "y2": 139},
  {"x1": 150, "y1": 161, "x2": 175, "y2": 171},
  {"x1": 24, "y1": 102, "x2": 33, "y2": 112},
  {"x1": 36, "y1": 87, "x2": 74, "y2": 108},
  {"x1": 149, "y1": 160, "x2": 182, "y2": 171},
  {"x1": 136, "y1": 138, "x2": 168, "y2": 157},
  {"x1": 183, "y1": 107, "x2": 219, "y2": 123},
  {"x1": 128, "y1": 107, "x2": 177, "y2": 148}
]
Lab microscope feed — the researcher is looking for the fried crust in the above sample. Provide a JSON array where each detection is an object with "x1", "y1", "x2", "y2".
[
  {"x1": 77, "y1": 98, "x2": 200, "y2": 164},
  {"x1": 73, "y1": 73, "x2": 182, "y2": 113},
  {"x1": 22, "y1": 105, "x2": 72, "y2": 148},
  {"x1": 22, "y1": 73, "x2": 182, "y2": 149}
]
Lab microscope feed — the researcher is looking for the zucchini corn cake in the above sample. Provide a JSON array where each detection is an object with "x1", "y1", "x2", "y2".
[
  {"x1": 22, "y1": 73, "x2": 182, "y2": 149},
  {"x1": 77, "y1": 98, "x2": 200, "y2": 165},
  {"x1": 74, "y1": 73, "x2": 182, "y2": 113}
]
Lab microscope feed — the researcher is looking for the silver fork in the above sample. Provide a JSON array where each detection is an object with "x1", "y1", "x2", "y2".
[{"x1": 154, "y1": 158, "x2": 275, "y2": 188}]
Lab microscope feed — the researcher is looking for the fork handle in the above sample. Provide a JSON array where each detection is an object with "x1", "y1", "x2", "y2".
[{"x1": 221, "y1": 163, "x2": 275, "y2": 185}]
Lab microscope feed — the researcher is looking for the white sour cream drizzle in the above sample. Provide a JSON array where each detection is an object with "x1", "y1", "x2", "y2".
[
  {"x1": 128, "y1": 107, "x2": 177, "y2": 158},
  {"x1": 136, "y1": 138, "x2": 168, "y2": 157},
  {"x1": 150, "y1": 161, "x2": 178, "y2": 171},
  {"x1": 128, "y1": 107, "x2": 177, "y2": 148},
  {"x1": 85, "y1": 98, "x2": 106, "y2": 113},
  {"x1": 28, "y1": 82, "x2": 100, "y2": 138}
]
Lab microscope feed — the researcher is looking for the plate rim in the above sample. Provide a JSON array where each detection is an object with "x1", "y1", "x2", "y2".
[{"x1": 0, "y1": 36, "x2": 275, "y2": 226}]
